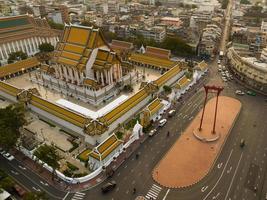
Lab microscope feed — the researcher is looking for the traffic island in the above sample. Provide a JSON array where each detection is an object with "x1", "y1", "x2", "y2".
[{"x1": 152, "y1": 96, "x2": 241, "y2": 188}]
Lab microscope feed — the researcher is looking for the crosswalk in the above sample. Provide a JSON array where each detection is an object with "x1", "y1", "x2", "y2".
[
  {"x1": 145, "y1": 184, "x2": 162, "y2": 200},
  {"x1": 71, "y1": 192, "x2": 86, "y2": 200}
]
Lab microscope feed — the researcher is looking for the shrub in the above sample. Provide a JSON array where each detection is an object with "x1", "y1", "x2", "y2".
[
  {"x1": 116, "y1": 131, "x2": 123, "y2": 139},
  {"x1": 163, "y1": 85, "x2": 172, "y2": 94},
  {"x1": 73, "y1": 172, "x2": 88, "y2": 178},
  {"x1": 66, "y1": 162, "x2": 79, "y2": 171}
]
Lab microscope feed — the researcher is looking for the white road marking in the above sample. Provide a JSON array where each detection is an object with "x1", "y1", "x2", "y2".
[
  {"x1": 227, "y1": 166, "x2": 232, "y2": 174},
  {"x1": 217, "y1": 162, "x2": 223, "y2": 169},
  {"x1": 203, "y1": 149, "x2": 233, "y2": 200},
  {"x1": 18, "y1": 165, "x2": 26, "y2": 170},
  {"x1": 212, "y1": 192, "x2": 220, "y2": 199},
  {"x1": 201, "y1": 186, "x2": 209, "y2": 192},
  {"x1": 11, "y1": 170, "x2": 19, "y2": 175},
  {"x1": 40, "y1": 181, "x2": 49, "y2": 186},
  {"x1": 224, "y1": 152, "x2": 243, "y2": 200},
  {"x1": 145, "y1": 184, "x2": 162, "y2": 200},
  {"x1": 62, "y1": 192, "x2": 70, "y2": 200},
  {"x1": 32, "y1": 186, "x2": 41, "y2": 192},
  {"x1": 162, "y1": 189, "x2": 170, "y2": 200}
]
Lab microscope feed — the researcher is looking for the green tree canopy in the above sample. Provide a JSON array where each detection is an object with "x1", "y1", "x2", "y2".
[
  {"x1": 48, "y1": 20, "x2": 64, "y2": 30},
  {"x1": 7, "y1": 51, "x2": 28, "y2": 64},
  {"x1": 23, "y1": 191, "x2": 48, "y2": 200},
  {"x1": 0, "y1": 103, "x2": 26, "y2": 150},
  {"x1": 0, "y1": 177, "x2": 14, "y2": 191},
  {"x1": 39, "y1": 43, "x2": 54, "y2": 53},
  {"x1": 34, "y1": 144, "x2": 61, "y2": 171}
]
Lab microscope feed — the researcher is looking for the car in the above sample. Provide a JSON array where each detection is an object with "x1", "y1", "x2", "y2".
[
  {"x1": 235, "y1": 90, "x2": 245, "y2": 95},
  {"x1": 158, "y1": 119, "x2": 167, "y2": 127},
  {"x1": 218, "y1": 69, "x2": 222, "y2": 72},
  {"x1": 217, "y1": 60, "x2": 221, "y2": 64},
  {"x1": 168, "y1": 109, "x2": 176, "y2": 117},
  {"x1": 149, "y1": 129, "x2": 157, "y2": 137},
  {"x1": 240, "y1": 139, "x2": 245, "y2": 148},
  {"x1": 3, "y1": 152, "x2": 14, "y2": 161},
  {"x1": 101, "y1": 181, "x2": 116, "y2": 193},
  {"x1": 247, "y1": 90, "x2": 256, "y2": 96}
]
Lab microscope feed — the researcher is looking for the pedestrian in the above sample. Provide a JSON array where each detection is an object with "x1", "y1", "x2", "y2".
[
  {"x1": 135, "y1": 153, "x2": 139, "y2": 159},
  {"x1": 167, "y1": 131, "x2": 170, "y2": 137},
  {"x1": 133, "y1": 187, "x2": 136, "y2": 194}
]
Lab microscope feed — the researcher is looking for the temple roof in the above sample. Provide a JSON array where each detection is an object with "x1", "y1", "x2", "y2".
[
  {"x1": 145, "y1": 46, "x2": 170, "y2": 60},
  {"x1": 0, "y1": 15, "x2": 59, "y2": 45},
  {"x1": 0, "y1": 57, "x2": 40, "y2": 78},
  {"x1": 129, "y1": 53, "x2": 176, "y2": 70},
  {"x1": 110, "y1": 40, "x2": 134, "y2": 53},
  {"x1": 89, "y1": 133, "x2": 123, "y2": 161},
  {"x1": 54, "y1": 24, "x2": 119, "y2": 71},
  {"x1": 175, "y1": 75, "x2": 192, "y2": 89}
]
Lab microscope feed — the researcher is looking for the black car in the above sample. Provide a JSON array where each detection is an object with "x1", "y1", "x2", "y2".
[{"x1": 101, "y1": 181, "x2": 116, "y2": 193}]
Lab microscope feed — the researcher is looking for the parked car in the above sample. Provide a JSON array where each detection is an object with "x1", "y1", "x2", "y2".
[
  {"x1": 101, "y1": 181, "x2": 116, "y2": 193},
  {"x1": 168, "y1": 110, "x2": 176, "y2": 117},
  {"x1": 217, "y1": 60, "x2": 221, "y2": 64},
  {"x1": 247, "y1": 90, "x2": 256, "y2": 96},
  {"x1": 235, "y1": 90, "x2": 245, "y2": 95},
  {"x1": 149, "y1": 129, "x2": 157, "y2": 137},
  {"x1": 158, "y1": 119, "x2": 167, "y2": 127},
  {"x1": 3, "y1": 152, "x2": 14, "y2": 161}
]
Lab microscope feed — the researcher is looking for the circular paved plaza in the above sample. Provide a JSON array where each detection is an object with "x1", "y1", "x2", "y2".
[{"x1": 152, "y1": 96, "x2": 242, "y2": 188}]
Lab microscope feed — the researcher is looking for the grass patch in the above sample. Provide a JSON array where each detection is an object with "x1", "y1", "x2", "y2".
[
  {"x1": 73, "y1": 172, "x2": 88, "y2": 178},
  {"x1": 66, "y1": 162, "x2": 79, "y2": 171},
  {"x1": 125, "y1": 115, "x2": 140, "y2": 130},
  {"x1": 77, "y1": 149, "x2": 91, "y2": 162}
]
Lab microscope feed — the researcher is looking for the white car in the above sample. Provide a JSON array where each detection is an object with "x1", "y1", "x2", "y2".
[
  {"x1": 217, "y1": 60, "x2": 221, "y2": 64},
  {"x1": 149, "y1": 129, "x2": 157, "y2": 137},
  {"x1": 235, "y1": 90, "x2": 245, "y2": 95},
  {"x1": 158, "y1": 119, "x2": 167, "y2": 127},
  {"x1": 3, "y1": 153, "x2": 14, "y2": 161}
]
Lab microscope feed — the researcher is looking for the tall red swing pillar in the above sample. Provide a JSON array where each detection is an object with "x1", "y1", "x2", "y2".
[{"x1": 198, "y1": 85, "x2": 224, "y2": 134}]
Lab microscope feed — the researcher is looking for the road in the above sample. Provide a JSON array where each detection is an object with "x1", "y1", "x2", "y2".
[{"x1": 0, "y1": 155, "x2": 66, "y2": 199}]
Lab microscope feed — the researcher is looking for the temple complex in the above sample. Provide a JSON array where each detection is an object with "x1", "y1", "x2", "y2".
[{"x1": 35, "y1": 24, "x2": 133, "y2": 105}]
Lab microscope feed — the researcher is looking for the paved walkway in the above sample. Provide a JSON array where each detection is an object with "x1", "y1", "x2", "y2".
[{"x1": 152, "y1": 96, "x2": 242, "y2": 188}]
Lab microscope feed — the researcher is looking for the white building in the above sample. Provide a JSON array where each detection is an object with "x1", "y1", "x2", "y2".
[{"x1": 0, "y1": 15, "x2": 59, "y2": 65}]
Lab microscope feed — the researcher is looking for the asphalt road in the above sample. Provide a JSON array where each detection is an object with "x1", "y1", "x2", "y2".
[{"x1": 0, "y1": 155, "x2": 66, "y2": 199}]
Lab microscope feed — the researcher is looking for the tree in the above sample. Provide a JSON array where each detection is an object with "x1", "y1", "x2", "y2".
[
  {"x1": 0, "y1": 103, "x2": 26, "y2": 150},
  {"x1": 240, "y1": 0, "x2": 251, "y2": 4},
  {"x1": 7, "y1": 51, "x2": 28, "y2": 64},
  {"x1": 39, "y1": 43, "x2": 54, "y2": 53},
  {"x1": 23, "y1": 191, "x2": 48, "y2": 200},
  {"x1": 0, "y1": 177, "x2": 14, "y2": 191},
  {"x1": 48, "y1": 20, "x2": 64, "y2": 30},
  {"x1": 34, "y1": 144, "x2": 61, "y2": 180},
  {"x1": 163, "y1": 85, "x2": 172, "y2": 93}
]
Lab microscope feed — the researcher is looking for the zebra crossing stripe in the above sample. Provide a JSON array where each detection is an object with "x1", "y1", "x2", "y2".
[
  {"x1": 152, "y1": 184, "x2": 162, "y2": 190},
  {"x1": 71, "y1": 196, "x2": 83, "y2": 200},
  {"x1": 146, "y1": 193, "x2": 157, "y2": 199},
  {"x1": 76, "y1": 192, "x2": 85, "y2": 195},
  {"x1": 151, "y1": 185, "x2": 162, "y2": 192},
  {"x1": 148, "y1": 189, "x2": 159, "y2": 196},
  {"x1": 71, "y1": 192, "x2": 86, "y2": 200}
]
